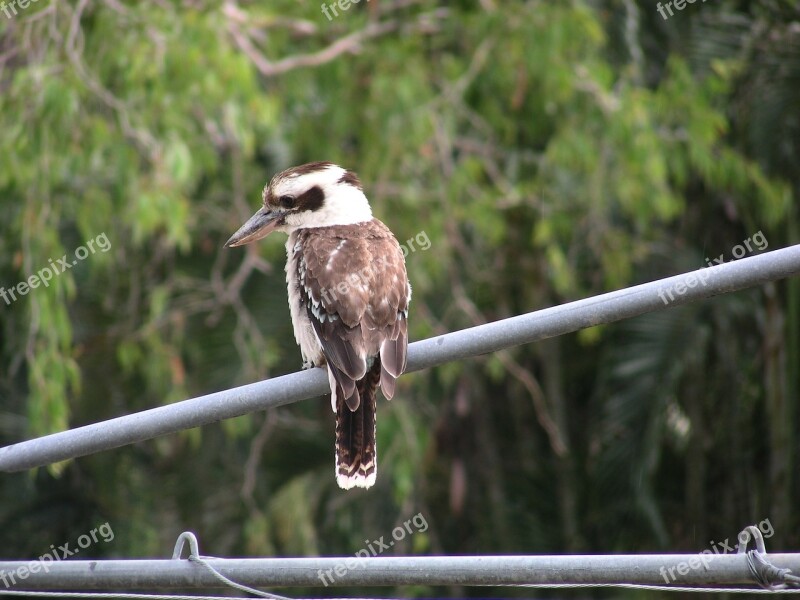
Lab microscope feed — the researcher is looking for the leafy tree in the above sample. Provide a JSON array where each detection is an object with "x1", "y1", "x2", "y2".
[{"x1": 0, "y1": 1, "x2": 796, "y2": 597}]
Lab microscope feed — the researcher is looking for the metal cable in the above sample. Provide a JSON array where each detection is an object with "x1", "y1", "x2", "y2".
[
  {"x1": 747, "y1": 551, "x2": 800, "y2": 590},
  {"x1": 515, "y1": 583, "x2": 800, "y2": 593},
  {"x1": 0, "y1": 592, "x2": 263, "y2": 599},
  {"x1": 172, "y1": 532, "x2": 290, "y2": 600},
  {"x1": 187, "y1": 556, "x2": 290, "y2": 600},
  {"x1": 2, "y1": 584, "x2": 800, "y2": 597}
]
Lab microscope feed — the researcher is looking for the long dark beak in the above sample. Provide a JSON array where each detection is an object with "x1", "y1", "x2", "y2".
[{"x1": 224, "y1": 207, "x2": 283, "y2": 247}]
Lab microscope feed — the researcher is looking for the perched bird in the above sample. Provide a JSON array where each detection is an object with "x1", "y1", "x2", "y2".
[{"x1": 225, "y1": 162, "x2": 410, "y2": 489}]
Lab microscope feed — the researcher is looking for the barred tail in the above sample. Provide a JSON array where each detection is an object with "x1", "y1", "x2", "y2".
[{"x1": 335, "y1": 358, "x2": 381, "y2": 489}]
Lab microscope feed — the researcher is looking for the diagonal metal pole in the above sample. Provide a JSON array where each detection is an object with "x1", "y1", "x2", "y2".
[{"x1": 0, "y1": 244, "x2": 799, "y2": 472}]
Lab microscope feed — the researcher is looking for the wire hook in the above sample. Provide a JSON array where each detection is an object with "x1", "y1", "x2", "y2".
[
  {"x1": 734, "y1": 523, "x2": 800, "y2": 590},
  {"x1": 172, "y1": 531, "x2": 200, "y2": 560},
  {"x1": 736, "y1": 525, "x2": 767, "y2": 555}
]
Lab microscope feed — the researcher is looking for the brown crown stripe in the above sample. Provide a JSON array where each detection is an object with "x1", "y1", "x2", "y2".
[
  {"x1": 338, "y1": 170, "x2": 363, "y2": 191},
  {"x1": 277, "y1": 161, "x2": 335, "y2": 179}
]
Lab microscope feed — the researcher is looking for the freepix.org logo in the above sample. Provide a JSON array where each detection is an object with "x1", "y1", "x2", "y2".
[
  {"x1": 320, "y1": 0, "x2": 370, "y2": 21},
  {"x1": 656, "y1": 0, "x2": 714, "y2": 21},
  {"x1": 657, "y1": 231, "x2": 768, "y2": 306},
  {"x1": 0, "y1": 0, "x2": 40, "y2": 20},
  {"x1": 0, "y1": 522, "x2": 115, "y2": 589},
  {"x1": 0, "y1": 232, "x2": 111, "y2": 306},
  {"x1": 316, "y1": 230, "x2": 430, "y2": 307},
  {"x1": 317, "y1": 512, "x2": 428, "y2": 586},
  {"x1": 658, "y1": 519, "x2": 774, "y2": 584}
]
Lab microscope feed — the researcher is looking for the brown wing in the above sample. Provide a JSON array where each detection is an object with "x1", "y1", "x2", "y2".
[{"x1": 297, "y1": 219, "x2": 409, "y2": 409}]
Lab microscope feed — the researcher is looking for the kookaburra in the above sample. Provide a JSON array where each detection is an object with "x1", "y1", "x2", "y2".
[{"x1": 224, "y1": 162, "x2": 410, "y2": 490}]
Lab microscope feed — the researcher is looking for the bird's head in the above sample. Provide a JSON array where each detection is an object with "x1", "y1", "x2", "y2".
[{"x1": 224, "y1": 162, "x2": 372, "y2": 247}]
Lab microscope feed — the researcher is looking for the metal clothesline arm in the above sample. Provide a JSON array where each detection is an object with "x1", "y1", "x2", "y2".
[
  {"x1": 0, "y1": 553, "x2": 799, "y2": 589},
  {"x1": 0, "y1": 244, "x2": 798, "y2": 472}
]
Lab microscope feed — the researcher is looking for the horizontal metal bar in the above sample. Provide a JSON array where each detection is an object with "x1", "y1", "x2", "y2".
[
  {"x1": 1, "y1": 244, "x2": 798, "y2": 472},
  {"x1": 0, "y1": 553, "x2": 797, "y2": 589}
]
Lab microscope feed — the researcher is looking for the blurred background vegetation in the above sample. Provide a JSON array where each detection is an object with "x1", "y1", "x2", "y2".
[{"x1": 0, "y1": 0, "x2": 798, "y2": 597}]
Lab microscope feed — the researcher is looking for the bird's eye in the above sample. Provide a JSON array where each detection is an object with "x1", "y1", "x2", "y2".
[{"x1": 278, "y1": 195, "x2": 295, "y2": 209}]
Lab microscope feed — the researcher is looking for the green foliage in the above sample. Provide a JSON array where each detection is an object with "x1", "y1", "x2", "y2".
[{"x1": 0, "y1": 1, "x2": 798, "y2": 596}]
